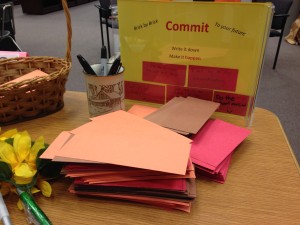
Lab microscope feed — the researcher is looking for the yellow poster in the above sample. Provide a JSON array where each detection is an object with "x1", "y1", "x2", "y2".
[{"x1": 118, "y1": 0, "x2": 273, "y2": 122}]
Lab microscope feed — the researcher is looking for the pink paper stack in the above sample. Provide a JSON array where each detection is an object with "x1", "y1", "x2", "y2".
[
  {"x1": 190, "y1": 119, "x2": 251, "y2": 183},
  {"x1": 128, "y1": 101, "x2": 251, "y2": 184}
]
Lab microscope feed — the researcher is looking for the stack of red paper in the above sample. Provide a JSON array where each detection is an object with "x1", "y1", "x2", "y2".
[
  {"x1": 65, "y1": 161, "x2": 196, "y2": 212},
  {"x1": 41, "y1": 110, "x2": 195, "y2": 212},
  {"x1": 190, "y1": 119, "x2": 251, "y2": 183}
]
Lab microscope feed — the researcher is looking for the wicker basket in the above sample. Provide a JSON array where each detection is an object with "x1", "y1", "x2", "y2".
[{"x1": 0, "y1": 0, "x2": 72, "y2": 125}]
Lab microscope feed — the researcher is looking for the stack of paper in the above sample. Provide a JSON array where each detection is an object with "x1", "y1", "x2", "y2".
[
  {"x1": 129, "y1": 103, "x2": 251, "y2": 183},
  {"x1": 144, "y1": 97, "x2": 220, "y2": 135},
  {"x1": 65, "y1": 161, "x2": 196, "y2": 212},
  {"x1": 41, "y1": 110, "x2": 196, "y2": 212},
  {"x1": 190, "y1": 119, "x2": 251, "y2": 183}
]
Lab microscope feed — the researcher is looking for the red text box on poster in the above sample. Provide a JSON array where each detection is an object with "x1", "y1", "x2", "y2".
[
  {"x1": 188, "y1": 65, "x2": 238, "y2": 91},
  {"x1": 143, "y1": 61, "x2": 187, "y2": 86},
  {"x1": 213, "y1": 91, "x2": 249, "y2": 116},
  {"x1": 166, "y1": 85, "x2": 213, "y2": 102},
  {"x1": 125, "y1": 81, "x2": 165, "y2": 104}
]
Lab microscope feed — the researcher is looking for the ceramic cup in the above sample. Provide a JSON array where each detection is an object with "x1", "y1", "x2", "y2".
[{"x1": 84, "y1": 64, "x2": 125, "y2": 117}]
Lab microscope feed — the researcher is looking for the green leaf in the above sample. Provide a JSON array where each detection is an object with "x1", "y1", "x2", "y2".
[
  {"x1": 37, "y1": 143, "x2": 49, "y2": 157},
  {"x1": 39, "y1": 161, "x2": 64, "y2": 180},
  {"x1": 36, "y1": 143, "x2": 50, "y2": 171},
  {"x1": 4, "y1": 138, "x2": 14, "y2": 146},
  {"x1": 0, "y1": 162, "x2": 12, "y2": 181},
  {"x1": 35, "y1": 143, "x2": 63, "y2": 180}
]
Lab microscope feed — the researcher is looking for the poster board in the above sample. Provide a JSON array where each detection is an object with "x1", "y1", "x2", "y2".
[{"x1": 118, "y1": 0, "x2": 273, "y2": 126}]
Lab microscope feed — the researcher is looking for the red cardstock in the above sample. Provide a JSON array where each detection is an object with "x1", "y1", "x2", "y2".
[
  {"x1": 213, "y1": 91, "x2": 249, "y2": 116},
  {"x1": 166, "y1": 85, "x2": 213, "y2": 102},
  {"x1": 125, "y1": 81, "x2": 165, "y2": 104},
  {"x1": 188, "y1": 65, "x2": 238, "y2": 91},
  {"x1": 143, "y1": 61, "x2": 187, "y2": 86}
]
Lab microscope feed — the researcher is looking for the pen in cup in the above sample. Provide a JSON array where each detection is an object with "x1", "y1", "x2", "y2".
[
  {"x1": 108, "y1": 52, "x2": 120, "y2": 64},
  {"x1": 107, "y1": 56, "x2": 121, "y2": 75},
  {"x1": 100, "y1": 46, "x2": 108, "y2": 76},
  {"x1": 0, "y1": 193, "x2": 12, "y2": 225},
  {"x1": 117, "y1": 62, "x2": 122, "y2": 74},
  {"x1": 77, "y1": 54, "x2": 97, "y2": 75}
]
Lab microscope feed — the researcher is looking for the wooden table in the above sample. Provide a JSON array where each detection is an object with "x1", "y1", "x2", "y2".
[{"x1": 2, "y1": 91, "x2": 300, "y2": 225}]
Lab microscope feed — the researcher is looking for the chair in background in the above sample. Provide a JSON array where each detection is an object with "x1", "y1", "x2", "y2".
[
  {"x1": 0, "y1": 2, "x2": 22, "y2": 51},
  {"x1": 254, "y1": 0, "x2": 293, "y2": 69},
  {"x1": 3, "y1": 1, "x2": 16, "y2": 40},
  {"x1": 95, "y1": 0, "x2": 118, "y2": 58}
]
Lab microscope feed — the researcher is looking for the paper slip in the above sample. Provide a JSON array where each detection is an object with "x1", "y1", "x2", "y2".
[
  {"x1": 127, "y1": 104, "x2": 158, "y2": 117},
  {"x1": 145, "y1": 97, "x2": 220, "y2": 134},
  {"x1": 0, "y1": 70, "x2": 48, "y2": 87}
]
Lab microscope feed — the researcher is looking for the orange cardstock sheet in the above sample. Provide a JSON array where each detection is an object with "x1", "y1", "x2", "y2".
[
  {"x1": 48, "y1": 110, "x2": 192, "y2": 175},
  {"x1": 127, "y1": 104, "x2": 158, "y2": 117},
  {"x1": 0, "y1": 69, "x2": 48, "y2": 87}
]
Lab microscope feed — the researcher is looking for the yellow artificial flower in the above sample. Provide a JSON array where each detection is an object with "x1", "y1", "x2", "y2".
[
  {"x1": 1, "y1": 129, "x2": 54, "y2": 212},
  {"x1": 27, "y1": 136, "x2": 45, "y2": 167},
  {"x1": 13, "y1": 131, "x2": 31, "y2": 163},
  {"x1": 0, "y1": 128, "x2": 18, "y2": 141},
  {"x1": 14, "y1": 163, "x2": 37, "y2": 185},
  {"x1": 0, "y1": 141, "x2": 19, "y2": 168},
  {"x1": 17, "y1": 199, "x2": 24, "y2": 210},
  {"x1": 0, "y1": 130, "x2": 45, "y2": 185},
  {"x1": 16, "y1": 178, "x2": 52, "y2": 210},
  {"x1": 1, "y1": 177, "x2": 52, "y2": 210},
  {"x1": 37, "y1": 179, "x2": 52, "y2": 197}
]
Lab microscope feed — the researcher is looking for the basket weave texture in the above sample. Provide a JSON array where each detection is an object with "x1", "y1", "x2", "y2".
[{"x1": 0, "y1": 0, "x2": 72, "y2": 125}]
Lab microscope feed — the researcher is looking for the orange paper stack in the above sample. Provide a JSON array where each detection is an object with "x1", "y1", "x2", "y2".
[{"x1": 41, "y1": 110, "x2": 195, "y2": 212}]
